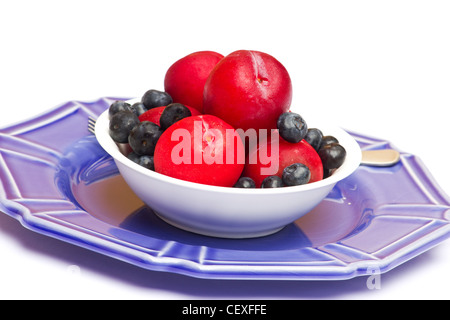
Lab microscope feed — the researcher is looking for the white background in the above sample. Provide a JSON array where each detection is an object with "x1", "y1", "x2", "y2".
[{"x1": 0, "y1": 0, "x2": 449, "y2": 300}]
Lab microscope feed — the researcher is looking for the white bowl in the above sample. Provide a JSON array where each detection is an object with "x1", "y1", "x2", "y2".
[{"x1": 94, "y1": 106, "x2": 361, "y2": 238}]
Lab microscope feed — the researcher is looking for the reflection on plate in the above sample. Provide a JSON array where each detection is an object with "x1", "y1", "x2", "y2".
[{"x1": 0, "y1": 97, "x2": 449, "y2": 280}]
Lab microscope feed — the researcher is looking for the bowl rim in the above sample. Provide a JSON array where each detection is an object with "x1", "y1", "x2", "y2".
[{"x1": 94, "y1": 106, "x2": 362, "y2": 195}]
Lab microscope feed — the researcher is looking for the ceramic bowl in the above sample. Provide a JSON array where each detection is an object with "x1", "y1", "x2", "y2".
[{"x1": 94, "y1": 104, "x2": 361, "y2": 238}]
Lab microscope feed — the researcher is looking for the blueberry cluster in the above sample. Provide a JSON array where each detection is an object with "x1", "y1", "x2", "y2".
[
  {"x1": 108, "y1": 89, "x2": 191, "y2": 170},
  {"x1": 314, "y1": 133, "x2": 347, "y2": 178},
  {"x1": 233, "y1": 111, "x2": 347, "y2": 188},
  {"x1": 278, "y1": 111, "x2": 347, "y2": 178},
  {"x1": 263, "y1": 163, "x2": 311, "y2": 188}
]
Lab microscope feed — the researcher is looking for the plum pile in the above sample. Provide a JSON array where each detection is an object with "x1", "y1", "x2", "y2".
[{"x1": 107, "y1": 50, "x2": 346, "y2": 188}]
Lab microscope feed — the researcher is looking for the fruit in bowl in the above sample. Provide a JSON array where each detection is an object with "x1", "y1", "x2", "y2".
[
  {"x1": 243, "y1": 136, "x2": 324, "y2": 188},
  {"x1": 164, "y1": 51, "x2": 224, "y2": 112},
  {"x1": 203, "y1": 50, "x2": 292, "y2": 133},
  {"x1": 138, "y1": 104, "x2": 201, "y2": 126},
  {"x1": 154, "y1": 114, "x2": 245, "y2": 187},
  {"x1": 94, "y1": 50, "x2": 362, "y2": 238}
]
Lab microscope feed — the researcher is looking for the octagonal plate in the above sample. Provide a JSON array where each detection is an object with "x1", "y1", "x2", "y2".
[{"x1": 0, "y1": 97, "x2": 449, "y2": 280}]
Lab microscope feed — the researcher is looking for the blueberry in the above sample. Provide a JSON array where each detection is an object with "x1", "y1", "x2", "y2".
[
  {"x1": 141, "y1": 89, "x2": 173, "y2": 109},
  {"x1": 127, "y1": 151, "x2": 140, "y2": 163},
  {"x1": 128, "y1": 121, "x2": 163, "y2": 156},
  {"x1": 130, "y1": 102, "x2": 148, "y2": 116},
  {"x1": 320, "y1": 135, "x2": 339, "y2": 149},
  {"x1": 318, "y1": 143, "x2": 347, "y2": 169},
  {"x1": 323, "y1": 168, "x2": 334, "y2": 179},
  {"x1": 234, "y1": 177, "x2": 256, "y2": 188},
  {"x1": 109, "y1": 101, "x2": 133, "y2": 119},
  {"x1": 159, "y1": 103, "x2": 192, "y2": 130},
  {"x1": 282, "y1": 163, "x2": 311, "y2": 186},
  {"x1": 127, "y1": 152, "x2": 155, "y2": 170},
  {"x1": 109, "y1": 111, "x2": 140, "y2": 143},
  {"x1": 277, "y1": 112, "x2": 308, "y2": 143},
  {"x1": 261, "y1": 175, "x2": 284, "y2": 188},
  {"x1": 304, "y1": 128, "x2": 323, "y2": 151},
  {"x1": 138, "y1": 155, "x2": 155, "y2": 170}
]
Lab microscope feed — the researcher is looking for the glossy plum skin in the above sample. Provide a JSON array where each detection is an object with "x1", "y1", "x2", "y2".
[
  {"x1": 242, "y1": 137, "x2": 323, "y2": 188},
  {"x1": 154, "y1": 115, "x2": 245, "y2": 187},
  {"x1": 203, "y1": 50, "x2": 292, "y2": 133},
  {"x1": 164, "y1": 51, "x2": 224, "y2": 112},
  {"x1": 138, "y1": 105, "x2": 201, "y2": 126}
]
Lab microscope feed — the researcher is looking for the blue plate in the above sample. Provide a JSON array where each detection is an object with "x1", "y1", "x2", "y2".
[{"x1": 1, "y1": 97, "x2": 449, "y2": 280}]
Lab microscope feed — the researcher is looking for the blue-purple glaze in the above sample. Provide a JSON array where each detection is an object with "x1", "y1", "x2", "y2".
[{"x1": 0, "y1": 97, "x2": 449, "y2": 280}]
